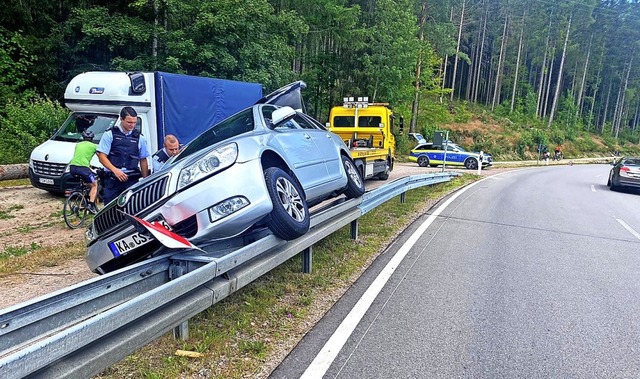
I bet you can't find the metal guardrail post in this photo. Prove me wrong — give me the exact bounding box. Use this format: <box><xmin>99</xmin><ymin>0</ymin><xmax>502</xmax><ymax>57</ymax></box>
<box><xmin>170</xmin><ymin>261</ymin><xmax>189</xmax><ymax>340</ymax></box>
<box><xmin>350</xmin><ymin>219</ymin><xmax>359</xmax><ymax>240</ymax></box>
<box><xmin>400</xmin><ymin>192</ymin><xmax>406</xmax><ymax>203</ymax></box>
<box><xmin>301</xmin><ymin>247</ymin><xmax>312</xmax><ymax>274</ymax></box>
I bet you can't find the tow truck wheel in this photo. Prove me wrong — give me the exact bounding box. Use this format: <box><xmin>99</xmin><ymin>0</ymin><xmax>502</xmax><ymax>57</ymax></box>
<box><xmin>264</xmin><ymin>167</ymin><xmax>310</xmax><ymax>240</ymax></box>
<box><xmin>342</xmin><ymin>156</ymin><xmax>365</xmax><ymax>199</ymax></box>
<box><xmin>417</xmin><ymin>156</ymin><xmax>430</xmax><ymax>167</ymax></box>
<box><xmin>464</xmin><ymin>157</ymin><xmax>478</xmax><ymax>170</ymax></box>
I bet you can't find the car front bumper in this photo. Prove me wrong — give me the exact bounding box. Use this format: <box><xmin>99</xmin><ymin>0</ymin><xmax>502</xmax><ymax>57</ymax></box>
<box><xmin>86</xmin><ymin>158</ymin><xmax>273</xmax><ymax>273</ymax></box>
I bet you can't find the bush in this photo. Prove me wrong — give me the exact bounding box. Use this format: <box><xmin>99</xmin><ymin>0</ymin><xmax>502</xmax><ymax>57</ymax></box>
<box><xmin>0</xmin><ymin>95</ymin><xmax>69</xmax><ymax>164</ymax></box>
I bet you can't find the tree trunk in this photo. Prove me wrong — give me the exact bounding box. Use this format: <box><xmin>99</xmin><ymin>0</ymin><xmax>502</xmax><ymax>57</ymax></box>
<box><xmin>615</xmin><ymin>54</ymin><xmax>634</xmax><ymax>138</ymax></box>
<box><xmin>543</xmin><ymin>51</ymin><xmax>556</xmax><ymax>119</ymax></box>
<box><xmin>536</xmin><ymin>14</ymin><xmax>553</xmax><ymax>118</ymax></box>
<box><xmin>450</xmin><ymin>0</ymin><xmax>466</xmax><ymax>102</ymax></box>
<box><xmin>548</xmin><ymin>12</ymin><xmax>572</xmax><ymax>127</ymax></box>
<box><xmin>410</xmin><ymin>2</ymin><xmax>427</xmax><ymax>134</ymax></box>
<box><xmin>492</xmin><ymin>14</ymin><xmax>509</xmax><ymax>111</ymax></box>
<box><xmin>601</xmin><ymin>78</ymin><xmax>612</xmax><ymax>133</ymax></box>
<box><xmin>473</xmin><ymin>1</ymin><xmax>488</xmax><ymax>104</ymax></box>
<box><xmin>510</xmin><ymin>12</ymin><xmax>525</xmax><ymax>113</ymax></box>
<box><xmin>576</xmin><ymin>34</ymin><xmax>592</xmax><ymax>119</ymax></box>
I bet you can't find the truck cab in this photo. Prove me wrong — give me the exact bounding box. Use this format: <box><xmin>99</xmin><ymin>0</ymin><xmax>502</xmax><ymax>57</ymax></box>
<box><xmin>328</xmin><ymin>98</ymin><xmax>397</xmax><ymax>180</ymax></box>
<box><xmin>29</xmin><ymin>72</ymin><xmax>156</xmax><ymax>194</ymax></box>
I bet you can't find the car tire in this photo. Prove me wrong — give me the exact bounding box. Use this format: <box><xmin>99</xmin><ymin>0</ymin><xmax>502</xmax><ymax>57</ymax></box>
<box><xmin>264</xmin><ymin>167</ymin><xmax>310</xmax><ymax>240</ymax></box>
<box><xmin>464</xmin><ymin>157</ymin><xmax>478</xmax><ymax>170</ymax></box>
<box><xmin>342</xmin><ymin>155</ymin><xmax>365</xmax><ymax>199</ymax></box>
<box><xmin>417</xmin><ymin>156</ymin><xmax>429</xmax><ymax>167</ymax></box>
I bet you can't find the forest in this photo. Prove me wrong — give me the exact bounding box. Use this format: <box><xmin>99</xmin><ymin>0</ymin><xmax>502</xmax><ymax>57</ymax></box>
<box><xmin>1</xmin><ymin>0</ymin><xmax>639</xmax><ymax>163</ymax></box>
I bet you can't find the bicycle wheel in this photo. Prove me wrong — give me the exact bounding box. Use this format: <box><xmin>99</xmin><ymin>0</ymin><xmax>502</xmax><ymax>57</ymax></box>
<box><xmin>63</xmin><ymin>191</ymin><xmax>88</xmax><ymax>229</ymax></box>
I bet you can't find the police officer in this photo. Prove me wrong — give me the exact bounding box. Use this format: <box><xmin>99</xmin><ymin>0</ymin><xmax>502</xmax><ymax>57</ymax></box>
<box><xmin>97</xmin><ymin>106</ymin><xmax>150</xmax><ymax>204</ymax></box>
<box><xmin>151</xmin><ymin>134</ymin><xmax>180</xmax><ymax>172</ymax></box>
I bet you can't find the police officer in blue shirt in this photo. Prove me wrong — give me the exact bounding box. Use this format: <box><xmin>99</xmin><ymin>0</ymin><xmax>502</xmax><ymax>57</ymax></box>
<box><xmin>97</xmin><ymin>106</ymin><xmax>150</xmax><ymax>204</ymax></box>
<box><xmin>151</xmin><ymin>134</ymin><xmax>180</xmax><ymax>172</ymax></box>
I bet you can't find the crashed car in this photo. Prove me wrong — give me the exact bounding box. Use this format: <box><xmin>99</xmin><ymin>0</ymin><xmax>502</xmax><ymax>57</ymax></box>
<box><xmin>85</xmin><ymin>83</ymin><xmax>365</xmax><ymax>274</ymax></box>
<box><xmin>409</xmin><ymin>142</ymin><xmax>492</xmax><ymax>169</ymax></box>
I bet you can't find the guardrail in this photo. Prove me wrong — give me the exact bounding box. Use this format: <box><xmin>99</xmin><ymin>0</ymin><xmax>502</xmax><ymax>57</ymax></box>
<box><xmin>0</xmin><ymin>172</ymin><xmax>459</xmax><ymax>378</ymax></box>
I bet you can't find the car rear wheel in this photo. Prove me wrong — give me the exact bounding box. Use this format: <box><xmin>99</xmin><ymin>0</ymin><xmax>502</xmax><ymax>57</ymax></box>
<box><xmin>417</xmin><ymin>156</ymin><xmax>429</xmax><ymax>167</ymax></box>
<box><xmin>342</xmin><ymin>155</ymin><xmax>365</xmax><ymax>199</ymax></box>
<box><xmin>464</xmin><ymin>157</ymin><xmax>478</xmax><ymax>170</ymax></box>
<box><xmin>264</xmin><ymin>167</ymin><xmax>310</xmax><ymax>240</ymax></box>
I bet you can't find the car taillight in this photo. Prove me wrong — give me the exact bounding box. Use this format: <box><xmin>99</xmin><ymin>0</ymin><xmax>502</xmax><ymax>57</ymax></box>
<box><xmin>620</xmin><ymin>166</ymin><xmax>631</xmax><ymax>172</ymax></box>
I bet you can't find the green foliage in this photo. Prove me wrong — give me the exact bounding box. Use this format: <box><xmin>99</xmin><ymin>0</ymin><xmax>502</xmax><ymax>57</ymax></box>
<box><xmin>0</xmin><ymin>95</ymin><xmax>69</xmax><ymax>164</ymax></box>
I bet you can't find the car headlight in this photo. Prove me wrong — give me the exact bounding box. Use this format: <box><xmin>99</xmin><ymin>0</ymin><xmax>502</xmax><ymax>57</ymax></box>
<box><xmin>177</xmin><ymin>143</ymin><xmax>238</xmax><ymax>190</ymax></box>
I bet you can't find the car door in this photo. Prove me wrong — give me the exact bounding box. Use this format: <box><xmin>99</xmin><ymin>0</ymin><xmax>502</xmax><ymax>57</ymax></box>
<box><xmin>265</xmin><ymin>109</ymin><xmax>329</xmax><ymax>194</ymax></box>
<box><xmin>295</xmin><ymin>113</ymin><xmax>342</xmax><ymax>181</ymax></box>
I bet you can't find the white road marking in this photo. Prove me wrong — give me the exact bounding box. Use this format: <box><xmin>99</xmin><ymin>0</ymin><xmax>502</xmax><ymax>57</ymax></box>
<box><xmin>300</xmin><ymin>177</ymin><xmax>488</xmax><ymax>379</ymax></box>
<box><xmin>616</xmin><ymin>218</ymin><xmax>640</xmax><ymax>241</ymax></box>
<box><xmin>591</xmin><ymin>185</ymin><xmax>596</xmax><ymax>192</ymax></box>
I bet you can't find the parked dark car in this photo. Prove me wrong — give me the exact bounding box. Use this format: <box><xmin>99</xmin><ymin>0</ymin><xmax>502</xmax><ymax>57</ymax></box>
<box><xmin>608</xmin><ymin>157</ymin><xmax>640</xmax><ymax>191</ymax></box>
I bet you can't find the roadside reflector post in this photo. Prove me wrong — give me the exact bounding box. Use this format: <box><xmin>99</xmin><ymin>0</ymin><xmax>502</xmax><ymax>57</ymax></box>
<box><xmin>478</xmin><ymin>151</ymin><xmax>483</xmax><ymax>175</ymax></box>
<box><xmin>350</xmin><ymin>219</ymin><xmax>359</xmax><ymax>240</ymax></box>
<box><xmin>302</xmin><ymin>246</ymin><xmax>313</xmax><ymax>274</ymax></box>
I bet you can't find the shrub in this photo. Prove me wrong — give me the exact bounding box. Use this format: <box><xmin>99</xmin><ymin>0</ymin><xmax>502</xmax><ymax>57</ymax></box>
<box><xmin>0</xmin><ymin>95</ymin><xmax>69</xmax><ymax>164</ymax></box>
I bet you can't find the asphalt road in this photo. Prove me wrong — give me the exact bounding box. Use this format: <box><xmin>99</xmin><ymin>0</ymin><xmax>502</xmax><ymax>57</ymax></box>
<box><xmin>270</xmin><ymin>164</ymin><xmax>640</xmax><ymax>378</ymax></box>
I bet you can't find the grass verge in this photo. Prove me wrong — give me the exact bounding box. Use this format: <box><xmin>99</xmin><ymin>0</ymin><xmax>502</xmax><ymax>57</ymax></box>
<box><xmin>96</xmin><ymin>174</ymin><xmax>480</xmax><ymax>379</ymax></box>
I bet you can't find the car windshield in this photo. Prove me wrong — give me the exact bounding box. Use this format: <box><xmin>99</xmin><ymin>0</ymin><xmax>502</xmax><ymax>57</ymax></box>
<box><xmin>175</xmin><ymin>108</ymin><xmax>255</xmax><ymax>162</ymax></box>
<box><xmin>53</xmin><ymin>113</ymin><xmax>121</xmax><ymax>143</ymax></box>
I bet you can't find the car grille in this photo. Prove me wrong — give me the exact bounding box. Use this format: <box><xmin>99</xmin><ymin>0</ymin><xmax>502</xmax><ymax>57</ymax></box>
<box><xmin>94</xmin><ymin>176</ymin><xmax>169</xmax><ymax>235</ymax></box>
<box><xmin>32</xmin><ymin>160</ymin><xmax>66</xmax><ymax>176</ymax></box>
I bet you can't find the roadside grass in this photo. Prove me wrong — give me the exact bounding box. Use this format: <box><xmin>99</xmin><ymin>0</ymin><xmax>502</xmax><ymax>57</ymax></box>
<box><xmin>0</xmin><ymin>205</ymin><xmax>24</xmax><ymax>220</ymax></box>
<box><xmin>0</xmin><ymin>179</ymin><xmax>30</xmax><ymax>188</ymax></box>
<box><xmin>97</xmin><ymin>174</ymin><xmax>480</xmax><ymax>379</ymax></box>
<box><xmin>0</xmin><ymin>240</ymin><xmax>85</xmax><ymax>274</ymax></box>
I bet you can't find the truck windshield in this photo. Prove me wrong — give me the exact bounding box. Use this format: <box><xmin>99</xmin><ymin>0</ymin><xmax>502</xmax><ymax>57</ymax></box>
<box><xmin>175</xmin><ymin>108</ymin><xmax>255</xmax><ymax>162</ymax></box>
<box><xmin>53</xmin><ymin>113</ymin><xmax>119</xmax><ymax>143</ymax></box>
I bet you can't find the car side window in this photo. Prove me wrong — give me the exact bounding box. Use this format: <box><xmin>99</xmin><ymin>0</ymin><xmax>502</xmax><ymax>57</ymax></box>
<box><xmin>293</xmin><ymin>114</ymin><xmax>320</xmax><ymax>130</ymax></box>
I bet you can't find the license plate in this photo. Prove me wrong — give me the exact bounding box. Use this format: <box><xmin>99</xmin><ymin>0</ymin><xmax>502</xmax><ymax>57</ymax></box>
<box><xmin>39</xmin><ymin>178</ymin><xmax>54</xmax><ymax>185</ymax></box>
<box><xmin>108</xmin><ymin>220</ymin><xmax>171</xmax><ymax>257</ymax></box>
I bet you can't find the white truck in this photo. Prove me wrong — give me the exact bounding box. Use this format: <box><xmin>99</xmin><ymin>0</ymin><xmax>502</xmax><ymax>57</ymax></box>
<box><xmin>28</xmin><ymin>71</ymin><xmax>263</xmax><ymax>194</ymax></box>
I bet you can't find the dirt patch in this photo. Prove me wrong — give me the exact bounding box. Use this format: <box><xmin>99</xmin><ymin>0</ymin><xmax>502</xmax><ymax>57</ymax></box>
<box><xmin>0</xmin><ymin>186</ymin><xmax>96</xmax><ymax>308</ymax></box>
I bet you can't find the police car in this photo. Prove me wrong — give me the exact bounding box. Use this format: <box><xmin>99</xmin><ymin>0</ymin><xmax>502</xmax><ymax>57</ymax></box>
<box><xmin>409</xmin><ymin>142</ymin><xmax>492</xmax><ymax>169</ymax></box>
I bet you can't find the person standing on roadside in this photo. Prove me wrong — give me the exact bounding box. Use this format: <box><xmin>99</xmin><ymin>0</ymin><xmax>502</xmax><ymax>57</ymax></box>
<box><xmin>69</xmin><ymin>130</ymin><xmax>99</xmax><ymax>213</ymax></box>
<box><xmin>151</xmin><ymin>134</ymin><xmax>180</xmax><ymax>172</ymax></box>
<box><xmin>97</xmin><ymin>106</ymin><xmax>150</xmax><ymax>204</ymax></box>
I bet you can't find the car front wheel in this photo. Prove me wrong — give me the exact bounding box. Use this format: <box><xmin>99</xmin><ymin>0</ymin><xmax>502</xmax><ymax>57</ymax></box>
<box><xmin>417</xmin><ymin>156</ymin><xmax>430</xmax><ymax>167</ymax></box>
<box><xmin>342</xmin><ymin>155</ymin><xmax>365</xmax><ymax>199</ymax></box>
<box><xmin>464</xmin><ymin>157</ymin><xmax>478</xmax><ymax>170</ymax></box>
<box><xmin>264</xmin><ymin>167</ymin><xmax>310</xmax><ymax>240</ymax></box>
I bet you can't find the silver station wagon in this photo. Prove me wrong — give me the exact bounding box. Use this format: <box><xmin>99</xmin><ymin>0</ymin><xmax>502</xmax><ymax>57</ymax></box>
<box><xmin>85</xmin><ymin>82</ymin><xmax>365</xmax><ymax>274</ymax></box>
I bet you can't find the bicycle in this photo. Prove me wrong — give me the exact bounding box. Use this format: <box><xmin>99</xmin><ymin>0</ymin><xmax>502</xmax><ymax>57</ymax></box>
<box><xmin>63</xmin><ymin>169</ymin><xmax>103</xmax><ymax>229</ymax></box>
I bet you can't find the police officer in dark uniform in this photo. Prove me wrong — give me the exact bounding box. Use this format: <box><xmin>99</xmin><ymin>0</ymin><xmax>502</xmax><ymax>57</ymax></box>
<box><xmin>97</xmin><ymin>106</ymin><xmax>150</xmax><ymax>204</ymax></box>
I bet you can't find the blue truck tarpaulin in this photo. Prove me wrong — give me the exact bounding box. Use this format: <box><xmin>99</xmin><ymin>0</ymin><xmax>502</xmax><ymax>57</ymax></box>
<box><xmin>154</xmin><ymin>72</ymin><xmax>263</xmax><ymax>149</ymax></box>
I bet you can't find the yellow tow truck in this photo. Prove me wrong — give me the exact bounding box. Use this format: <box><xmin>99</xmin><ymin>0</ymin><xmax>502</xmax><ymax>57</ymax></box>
<box><xmin>327</xmin><ymin>97</ymin><xmax>400</xmax><ymax>180</ymax></box>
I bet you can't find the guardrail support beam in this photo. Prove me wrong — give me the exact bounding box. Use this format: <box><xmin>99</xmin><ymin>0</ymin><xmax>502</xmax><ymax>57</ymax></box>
<box><xmin>170</xmin><ymin>262</ymin><xmax>190</xmax><ymax>340</ymax></box>
<box><xmin>301</xmin><ymin>247</ymin><xmax>312</xmax><ymax>274</ymax></box>
<box><xmin>350</xmin><ymin>219</ymin><xmax>359</xmax><ymax>240</ymax></box>
<box><xmin>400</xmin><ymin>192</ymin><xmax>406</xmax><ymax>204</ymax></box>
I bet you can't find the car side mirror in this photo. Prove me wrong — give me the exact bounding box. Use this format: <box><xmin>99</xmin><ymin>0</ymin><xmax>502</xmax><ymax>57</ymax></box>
<box><xmin>271</xmin><ymin>106</ymin><xmax>296</xmax><ymax>128</ymax></box>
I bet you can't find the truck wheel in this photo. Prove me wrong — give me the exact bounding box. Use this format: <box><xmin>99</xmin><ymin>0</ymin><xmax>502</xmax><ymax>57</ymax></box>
<box><xmin>264</xmin><ymin>167</ymin><xmax>310</xmax><ymax>240</ymax></box>
<box><xmin>342</xmin><ymin>155</ymin><xmax>365</xmax><ymax>199</ymax></box>
<box><xmin>464</xmin><ymin>157</ymin><xmax>478</xmax><ymax>170</ymax></box>
<box><xmin>377</xmin><ymin>157</ymin><xmax>391</xmax><ymax>180</ymax></box>
<box><xmin>417</xmin><ymin>156</ymin><xmax>430</xmax><ymax>167</ymax></box>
